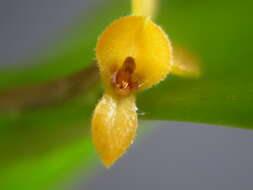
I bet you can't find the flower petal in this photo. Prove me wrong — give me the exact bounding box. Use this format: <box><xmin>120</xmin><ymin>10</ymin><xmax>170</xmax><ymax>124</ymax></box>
<box><xmin>92</xmin><ymin>92</ymin><xmax>137</xmax><ymax>167</ymax></box>
<box><xmin>131</xmin><ymin>0</ymin><xmax>157</xmax><ymax>18</ymax></box>
<box><xmin>96</xmin><ymin>16</ymin><xmax>173</xmax><ymax>90</ymax></box>
<box><xmin>172</xmin><ymin>47</ymin><xmax>201</xmax><ymax>78</ymax></box>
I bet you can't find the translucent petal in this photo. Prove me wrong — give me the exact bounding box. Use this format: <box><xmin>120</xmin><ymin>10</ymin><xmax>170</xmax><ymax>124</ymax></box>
<box><xmin>172</xmin><ymin>47</ymin><xmax>201</xmax><ymax>78</ymax></box>
<box><xmin>92</xmin><ymin>92</ymin><xmax>137</xmax><ymax>167</ymax></box>
<box><xmin>131</xmin><ymin>0</ymin><xmax>158</xmax><ymax>18</ymax></box>
<box><xmin>96</xmin><ymin>16</ymin><xmax>173</xmax><ymax>90</ymax></box>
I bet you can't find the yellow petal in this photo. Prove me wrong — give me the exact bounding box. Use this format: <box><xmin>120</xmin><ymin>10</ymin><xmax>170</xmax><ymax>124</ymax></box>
<box><xmin>92</xmin><ymin>92</ymin><xmax>137</xmax><ymax>167</ymax></box>
<box><xmin>171</xmin><ymin>47</ymin><xmax>201</xmax><ymax>78</ymax></box>
<box><xmin>131</xmin><ymin>0</ymin><xmax>158</xmax><ymax>18</ymax></box>
<box><xmin>96</xmin><ymin>16</ymin><xmax>173</xmax><ymax>90</ymax></box>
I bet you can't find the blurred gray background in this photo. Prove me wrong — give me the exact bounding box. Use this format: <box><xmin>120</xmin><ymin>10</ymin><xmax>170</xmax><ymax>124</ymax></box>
<box><xmin>0</xmin><ymin>0</ymin><xmax>101</xmax><ymax>66</ymax></box>
<box><xmin>1</xmin><ymin>0</ymin><xmax>253</xmax><ymax>190</ymax></box>
<box><xmin>66</xmin><ymin>122</ymin><xmax>253</xmax><ymax>190</ymax></box>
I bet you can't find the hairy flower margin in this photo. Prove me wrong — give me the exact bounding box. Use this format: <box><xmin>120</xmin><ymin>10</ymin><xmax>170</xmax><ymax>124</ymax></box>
<box><xmin>92</xmin><ymin>0</ymin><xmax>200</xmax><ymax>167</ymax></box>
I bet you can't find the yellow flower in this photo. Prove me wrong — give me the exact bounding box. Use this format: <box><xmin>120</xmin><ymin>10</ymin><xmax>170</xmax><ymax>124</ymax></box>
<box><xmin>92</xmin><ymin>0</ymin><xmax>199</xmax><ymax>167</ymax></box>
<box><xmin>96</xmin><ymin>16</ymin><xmax>173</xmax><ymax>92</ymax></box>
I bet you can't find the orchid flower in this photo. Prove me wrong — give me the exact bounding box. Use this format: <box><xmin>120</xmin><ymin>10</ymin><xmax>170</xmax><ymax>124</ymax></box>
<box><xmin>92</xmin><ymin>0</ymin><xmax>199</xmax><ymax>167</ymax></box>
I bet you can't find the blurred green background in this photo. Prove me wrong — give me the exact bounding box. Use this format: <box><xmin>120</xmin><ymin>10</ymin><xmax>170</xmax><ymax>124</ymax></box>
<box><xmin>0</xmin><ymin>0</ymin><xmax>252</xmax><ymax>189</ymax></box>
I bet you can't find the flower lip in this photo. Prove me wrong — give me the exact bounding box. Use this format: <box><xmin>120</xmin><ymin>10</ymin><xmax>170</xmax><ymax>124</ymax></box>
<box><xmin>111</xmin><ymin>56</ymin><xmax>140</xmax><ymax>96</ymax></box>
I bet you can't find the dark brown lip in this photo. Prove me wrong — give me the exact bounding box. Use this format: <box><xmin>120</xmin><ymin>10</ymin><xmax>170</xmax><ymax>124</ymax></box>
<box><xmin>111</xmin><ymin>56</ymin><xmax>140</xmax><ymax>96</ymax></box>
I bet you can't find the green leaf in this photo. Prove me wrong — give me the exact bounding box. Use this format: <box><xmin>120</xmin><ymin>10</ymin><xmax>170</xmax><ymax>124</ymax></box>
<box><xmin>0</xmin><ymin>139</ymin><xmax>96</xmax><ymax>190</ymax></box>
<box><xmin>138</xmin><ymin>0</ymin><xmax>253</xmax><ymax>129</ymax></box>
<box><xmin>0</xmin><ymin>88</ymin><xmax>99</xmax><ymax>189</ymax></box>
<box><xmin>1</xmin><ymin>0</ymin><xmax>252</xmax><ymax>129</ymax></box>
